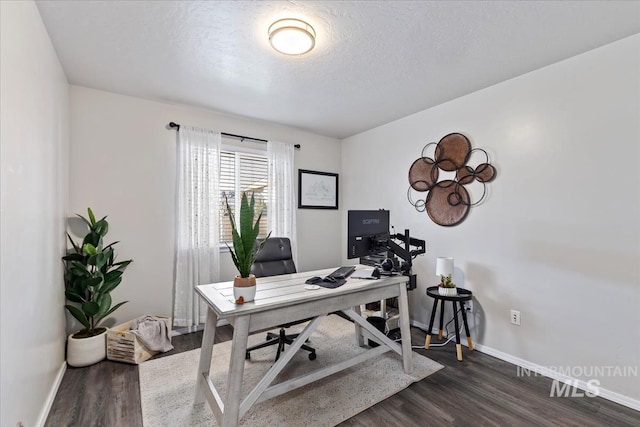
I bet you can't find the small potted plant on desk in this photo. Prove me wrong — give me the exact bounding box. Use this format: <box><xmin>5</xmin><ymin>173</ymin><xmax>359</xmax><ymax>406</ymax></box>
<box><xmin>438</xmin><ymin>274</ymin><xmax>457</xmax><ymax>297</ymax></box>
<box><xmin>63</xmin><ymin>208</ymin><xmax>132</xmax><ymax>367</ymax></box>
<box><xmin>225</xmin><ymin>192</ymin><xmax>270</xmax><ymax>304</ymax></box>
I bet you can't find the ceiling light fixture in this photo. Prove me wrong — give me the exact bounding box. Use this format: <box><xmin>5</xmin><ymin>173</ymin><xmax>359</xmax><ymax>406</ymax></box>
<box><xmin>268</xmin><ymin>18</ymin><xmax>316</xmax><ymax>56</ymax></box>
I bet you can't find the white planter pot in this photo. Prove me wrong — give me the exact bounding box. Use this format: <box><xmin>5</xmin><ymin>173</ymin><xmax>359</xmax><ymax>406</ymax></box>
<box><xmin>438</xmin><ymin>287</ymin><xmax>458</xmax><ymax>297</ymax></box>
<box><xmin>233</xmin><ymin>285</ymin><xmax>256</xmax><ymax>302</ymax></box>
<box><xmin>67</xmin><ymin>329</ymin><xmax>107</xmax><ymax>367</ymax></box>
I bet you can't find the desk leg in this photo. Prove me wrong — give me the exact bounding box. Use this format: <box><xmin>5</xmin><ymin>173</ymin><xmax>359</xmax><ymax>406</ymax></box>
<box><xmin>453</xmin><ymin>301</ymin><xmax>462</xmax><ymax>361</ymax></box>
<box><xmin>222</xmin><ymin>314</ymin><xmax>250</xmax><ymax>427</ymax></box>
<box><xmin>460</xmin><ymin>301</ymin><xmax>474</xmax><ymax>351</ymax></box>
<box><xmin>353</xmin><ymin>305</ymin><xmax>365</xmax><ymax>347</ymax></box>
<box><xmin>398</xmin><ymin>283</ymin><xmax>413</xmax><ymax>374</ymax></box>
<box><xmin>195</xmin><ymin>307</ymin><xmax>218</xmax><ymax>404</ymax></box>
<box><xmin>425</xmin><ymin>298</ymin><xmax>438</xmax><ymax>349</ymax></box>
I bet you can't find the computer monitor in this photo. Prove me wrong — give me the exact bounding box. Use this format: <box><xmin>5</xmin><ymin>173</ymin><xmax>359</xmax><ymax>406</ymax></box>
<box><xmin>347</xmin><ymin>209</ymin><xmax>390</xmax><ymax>259</ymax></box>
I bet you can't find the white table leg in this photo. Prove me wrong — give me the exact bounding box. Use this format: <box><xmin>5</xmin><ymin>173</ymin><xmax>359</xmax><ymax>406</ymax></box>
<box><xmin>398</xmin><ymin>283</ymin><xmax>413</xmax><ymax>374</ymax></box>
<box><xmin>221</xmin><ymin>314</ymin><xmax>250</xmax><ymax>427</ymax></box>
<box><xmin>353</xmin><ymin>305</ymin><xmax>365</xmax><ymax>347</ymax></box>
<box><xmin>195</xmin><ymin>306</ymin><xmax>218</xmax><ymax>404</ymax></box>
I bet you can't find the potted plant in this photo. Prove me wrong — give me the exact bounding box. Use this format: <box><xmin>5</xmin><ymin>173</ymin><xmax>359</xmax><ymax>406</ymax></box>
<box><xmin>225</xmin><ymin>192</ymin><xmax>270</xmax><ymax>303</ymax></box>
<box><xmin>63</xmin><ymin>208</ymin><xmax>132</xmax><ymax>367</ymax></box>
<box><xmin>438</xmin><ymin>274</ymin><xmax>457</xmax><ymax>297</ymax></box>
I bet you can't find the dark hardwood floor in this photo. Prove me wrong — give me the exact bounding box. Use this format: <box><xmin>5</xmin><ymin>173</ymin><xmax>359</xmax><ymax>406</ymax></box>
<box><xmin>46</xmin><ymin>326</ymin><xmax>639</xmax><ymax>426</ymax></box>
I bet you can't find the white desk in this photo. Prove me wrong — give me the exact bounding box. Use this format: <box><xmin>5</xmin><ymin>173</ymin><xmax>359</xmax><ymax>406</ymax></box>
<box><xmin>194</xmin><ymin>266</ymin><xmax>413</xmax><ymax>427</ymax></box>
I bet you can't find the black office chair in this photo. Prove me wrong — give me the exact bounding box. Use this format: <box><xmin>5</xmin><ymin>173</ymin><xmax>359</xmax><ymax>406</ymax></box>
<box><xmin>245</xmin><ymin>237</ymin><xmax>317</xmax><ymax>361</ymax></box>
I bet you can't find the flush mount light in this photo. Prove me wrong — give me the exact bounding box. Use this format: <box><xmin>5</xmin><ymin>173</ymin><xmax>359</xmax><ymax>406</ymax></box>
<box><xmin>268</xmin><ymin>18</ymin><xmax>316</xmax><ymax>55</ymax></box>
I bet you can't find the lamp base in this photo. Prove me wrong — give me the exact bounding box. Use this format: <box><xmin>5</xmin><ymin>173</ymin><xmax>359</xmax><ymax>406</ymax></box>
<box><xmin>438</xmin><ymin>287</ymin><xmax>457</xmax><ymax>297</ymax></box>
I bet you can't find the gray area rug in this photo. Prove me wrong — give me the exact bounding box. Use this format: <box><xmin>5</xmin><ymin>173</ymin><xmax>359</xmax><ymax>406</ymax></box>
<box><xmin>139</xmin><ymin>315</ymin><xmax>443</xmax><ymax>426</ymax></box>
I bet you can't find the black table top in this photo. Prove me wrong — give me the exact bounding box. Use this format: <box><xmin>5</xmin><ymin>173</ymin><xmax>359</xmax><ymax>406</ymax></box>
<box><xmin>426</xmin><ymin>286</ymin><xmax>473</xmax><ymax>301</ymax></box>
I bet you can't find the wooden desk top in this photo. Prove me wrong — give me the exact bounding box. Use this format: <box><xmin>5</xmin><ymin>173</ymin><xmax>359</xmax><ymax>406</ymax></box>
<box><xmin>195</xmin><ymin>266</ymin><xmax>408</xmax><ymax>320</ymax></box>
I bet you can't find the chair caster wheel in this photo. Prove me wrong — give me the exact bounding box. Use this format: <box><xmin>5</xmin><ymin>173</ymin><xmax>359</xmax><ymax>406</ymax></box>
<box><xmin>245</xmin><ymin>352</ymin><xmax>251</xmax><ymax>360</ymax></box>
<box><xmin>309</xmin><ymin>352</ymin><xmax>317</xmax><ymax>360</ymax></box>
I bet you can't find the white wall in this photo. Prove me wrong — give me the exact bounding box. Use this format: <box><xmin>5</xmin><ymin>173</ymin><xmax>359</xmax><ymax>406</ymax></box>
<box><xmin>342</xmin><ymin>35</ymin><xmax>640</xmax><ymax>403</ymax></box>
<box><xmin>69</xmin><ymin>86</ymin><xmax>342</xmax><ymax>328</ymax></box>
<box><xmin>0</xmin><ymin>1</ymin><xmax>69</xmax><ymax>426</ymax></box>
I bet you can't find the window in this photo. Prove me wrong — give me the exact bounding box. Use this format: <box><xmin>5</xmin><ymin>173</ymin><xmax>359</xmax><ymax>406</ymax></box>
<box><xmin>219</xmin><ymin>149</ymin><xmax>269</xmax><ymax>245</ymax></box>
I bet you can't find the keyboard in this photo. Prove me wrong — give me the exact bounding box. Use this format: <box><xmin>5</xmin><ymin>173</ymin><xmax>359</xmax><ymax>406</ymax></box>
<box><xmin>329</xmin><ymin>265</ymin><xmax>356</xmax><ymax>280</ymax></box>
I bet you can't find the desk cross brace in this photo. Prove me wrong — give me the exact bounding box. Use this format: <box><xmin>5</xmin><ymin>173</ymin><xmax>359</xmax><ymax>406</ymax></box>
<box><xmin>198</xmin><ymin>309</ymin><xmax>407</xmax><ymax>425</ymax></box>
<box><xmin>239</xmin><ymin>315</ymin><xmax>326</xmax><ymax>416</ymax></box>
<box><xmin>241</xmin><ymin>308</ymin><xmax>404</xmax><ymax>416</ymax></box>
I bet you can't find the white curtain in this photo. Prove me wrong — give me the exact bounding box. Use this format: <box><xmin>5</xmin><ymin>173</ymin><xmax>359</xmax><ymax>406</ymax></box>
<box><xmin>267</xmin><ymin>140</ymin><xmax>297</xmax><ymax>264</ymax></box>
<box><xmin>173</xmin><ymin>126</ymin><xmax>221</xmax><ymax>328</ymax></box>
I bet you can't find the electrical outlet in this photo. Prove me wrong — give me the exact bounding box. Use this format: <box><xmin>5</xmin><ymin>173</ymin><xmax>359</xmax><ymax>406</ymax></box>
<box><xmin>511</xmin><ymin>309</ymin><xmax>521</xmax><ymax>326</ymax></box>
<box><xmin>463</xmin><ymin>300</ymin><xmax>473</xmax><ymax>312</ymax></box>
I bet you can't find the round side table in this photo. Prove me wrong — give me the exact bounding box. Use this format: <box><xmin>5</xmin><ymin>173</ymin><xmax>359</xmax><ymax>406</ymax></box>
<box><xmin>425</xmin><ymin>286</ymin><xmax>474</xmax><ymax>361</ymax></box>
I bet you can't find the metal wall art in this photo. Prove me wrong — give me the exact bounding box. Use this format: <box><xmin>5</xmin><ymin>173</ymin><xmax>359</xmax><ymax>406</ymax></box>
<box><xmin>407</xmin><ymin>133</ymin><xmax>496</xmax><ymax>226</ymax></box>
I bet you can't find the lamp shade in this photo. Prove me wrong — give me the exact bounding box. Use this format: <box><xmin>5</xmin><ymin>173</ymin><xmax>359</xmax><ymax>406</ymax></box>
<box><xmin>436</xmin><ymin>257</ymin><xmax>454</xmax><ymax>277</ymax></box>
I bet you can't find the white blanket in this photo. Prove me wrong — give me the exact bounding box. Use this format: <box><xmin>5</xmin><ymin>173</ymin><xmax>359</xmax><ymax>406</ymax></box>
<box><xmin>130</xmin><ymin>316</ymin><xmax>174</xmax><ymax>352</ymax></box>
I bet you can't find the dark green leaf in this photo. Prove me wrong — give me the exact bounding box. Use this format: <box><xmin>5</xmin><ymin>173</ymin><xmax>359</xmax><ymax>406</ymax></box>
<box><xmin>83</xmin><ymin>232</ymin><xmax>101</xmax><ymax>249</ymax></box>
<box><xmin>103</xmin><ymin>241</ymin><xmax>119</xmax><ymax>251</ymax></box>
<box><xmin>62</xmin><ymin>253</ymin><xmax>85</xmax><ymax>262</ymax></box>
<box><xmin>82</xmin><ymin>301</ymin><xmax>100</xmax><ymax>316</ymax></box>
<box><xmin>98</xmin><ymin>301</ymin><xmax>128</xmax><ymax>322</ymax></box>
<box><xmin>82</xmin><ymin>276</ymin><xmax>102</xmax><ymax>289</ymax></box>
<box><xmin>65</xmin><ymin>305</ymin><xmax>90</xmax><ymax>330</ymax></box>
<box><xmin>87</xmin><ymin>254</ymin><xmax>98</xmax><ymax>266</ymax></box>
<box><xmin>70</xmin><ymin>261</ymin><xmax>90</xmax><ymax>275</ymax></box>
<box><xmin>95</xmin><ymin>293</ymin><xmax>112</xmax><ymax>320</ymax></box>
<box><xmin>67</xmin><ymin>233</ymin><xmax>81</xmax><ymax>253</ymax></box>
<box><xmin>99</xmin><ymin>277</ymin><xmax>122</xmax><ymax>295</ymax></box>
<box><xmin>95</xmin><ymin>252</ymin><xmax>107</xmax><ymax>270</ymax></box>
<box><xmin>65</xmin><ymin>289</ymin><xmax>85</xmax><ymax>303</ymax></box>
<box><xmin>95</xmin><ymin>219</ymin><xmax>109</xmax><ymax>237</ymax></box>
<box><xmin>112</xmin><ymin>259</ymin><xmax>132</xmax><ymax>271</ymax></box>
<box><xmin>104</xmin><ymin>270</ymin><xmax>123</xmax><ymax>282</ymax></box>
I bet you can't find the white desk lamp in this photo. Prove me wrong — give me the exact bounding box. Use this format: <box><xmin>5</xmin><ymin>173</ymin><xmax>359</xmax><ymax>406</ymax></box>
<box><xmin>436</xmin><ymin>257</ymin><xmax>453</xmax><ymax>278</ymax></box>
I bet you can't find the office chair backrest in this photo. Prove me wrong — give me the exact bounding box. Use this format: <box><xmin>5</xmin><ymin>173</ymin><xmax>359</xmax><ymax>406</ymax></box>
<box><xmin>251</xmin><ymin>237</ymin><xmax>296</xmax><ymax>278</ymax></box>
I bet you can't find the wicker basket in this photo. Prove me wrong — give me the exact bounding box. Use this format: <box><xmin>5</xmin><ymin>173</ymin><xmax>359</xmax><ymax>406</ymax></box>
<box><xmin>106</xmin><ymin>316</ymin><xmax>171</xmax><ymax>364</ymax></box>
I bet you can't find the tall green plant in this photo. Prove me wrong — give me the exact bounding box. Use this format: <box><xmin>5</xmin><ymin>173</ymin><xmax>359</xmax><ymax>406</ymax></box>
<box><xmin>225</xmin><ymin>192</ymin><xmax>270</xmax><ymax>278</ymax></box>
<box><xmin>63</xmin><ymin>208</ymin><xmax>132</xmax><ymax>338</ymax></box>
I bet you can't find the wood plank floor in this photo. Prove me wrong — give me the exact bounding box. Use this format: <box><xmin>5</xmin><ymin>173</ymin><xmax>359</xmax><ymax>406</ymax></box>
<box><xmin>46</xmin><ymin>325</ymin><xmax>639</xmax><ymax>426</ymax></box>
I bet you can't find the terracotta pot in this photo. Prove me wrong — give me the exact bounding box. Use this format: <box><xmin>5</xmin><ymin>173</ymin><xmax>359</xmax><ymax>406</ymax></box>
<box><xmin>233</xmin><ymin>274</ymin><xmax>256</xmax><ymax>287</ymax></box>
<box><xmin>67</xmin><ymin>328</ymin><xmax>107</xmax><ymax>367</ymax></box>
<box><xmin>233</xmin><ymin>274</ymin><xmax>257</xmax><ymax>302</ymax></box>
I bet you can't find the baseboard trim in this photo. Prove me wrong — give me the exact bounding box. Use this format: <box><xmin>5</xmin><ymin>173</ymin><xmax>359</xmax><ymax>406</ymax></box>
<box><xmin>409</xmin><ymin>318</ymin><xmax>640</xmax><ymax>411</ymax></box>
<box><xmin>171</xmin><ymin>319</ymin><xmax>229</xmax><ymax>337</ymax></box>
<box><xmin>36</xmin><ymin>360</ymin><xmax>66</xmax><ymax>427</ymax></box>
<box><xmin>473</xmin><ymin>343</ymin><xmax>640</xmax><ymax>412</ymax></box>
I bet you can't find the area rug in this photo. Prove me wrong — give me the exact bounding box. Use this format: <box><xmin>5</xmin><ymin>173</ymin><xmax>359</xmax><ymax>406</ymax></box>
<box><xmin>139</xmin><ymin>315</ymin><xmax>443</xmax><ymax>426</ymax></box>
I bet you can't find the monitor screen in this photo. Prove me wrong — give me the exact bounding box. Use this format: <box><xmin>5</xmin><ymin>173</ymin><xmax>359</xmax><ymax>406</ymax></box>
<box><xmin>347</xmin><ymin>209</ymin><xmax>390</xmax><ymax>259</ymax></box>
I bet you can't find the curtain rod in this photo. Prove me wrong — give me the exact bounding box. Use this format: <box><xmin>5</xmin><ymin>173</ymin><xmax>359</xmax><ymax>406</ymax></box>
<box><xmin>168</xmin><ymin>122</ymin><xmax>301</xmax><ymax>149</ymax></box>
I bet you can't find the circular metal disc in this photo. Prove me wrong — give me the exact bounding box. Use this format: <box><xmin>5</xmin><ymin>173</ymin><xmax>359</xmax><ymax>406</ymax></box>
<box><xmin>408</xmin><ymin>157</ymin><xmax>439</xmax><ymax>191</ymax></box>
<box><xmin>426</xmin><ymin>180</ymin><xmax>470</xmax><ymax>226</ymax></box>
<box><xmin>435</xmin><ymin>133</ymin><xmax>471</xmax><ymax>172</ymax></box>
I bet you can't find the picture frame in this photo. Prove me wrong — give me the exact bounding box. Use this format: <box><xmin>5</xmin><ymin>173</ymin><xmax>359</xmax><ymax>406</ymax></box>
<box><xmin>298</xmin><ymin>169</ymin><xmax>339</xmax><ymax>209</ymax></box>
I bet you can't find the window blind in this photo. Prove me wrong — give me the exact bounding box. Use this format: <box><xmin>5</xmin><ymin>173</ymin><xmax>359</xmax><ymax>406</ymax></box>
<box><xmin>219</xmin><ymin>150</ymin><xmax>269</xmax><ymax>244</ymax></box>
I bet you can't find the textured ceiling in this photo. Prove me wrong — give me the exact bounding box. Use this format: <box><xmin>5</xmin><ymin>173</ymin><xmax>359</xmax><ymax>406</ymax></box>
<box><xmin>36</xmin><ymin>1</ymin><xmax>640</xmax><ymax>139</ymax></box>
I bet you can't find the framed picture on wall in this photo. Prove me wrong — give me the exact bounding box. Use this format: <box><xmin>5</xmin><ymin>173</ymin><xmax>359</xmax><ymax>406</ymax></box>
<box><xmin>298</xmin><ymin>169</ymin><xmax>339</xmax><ymax>209</ymax></box>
